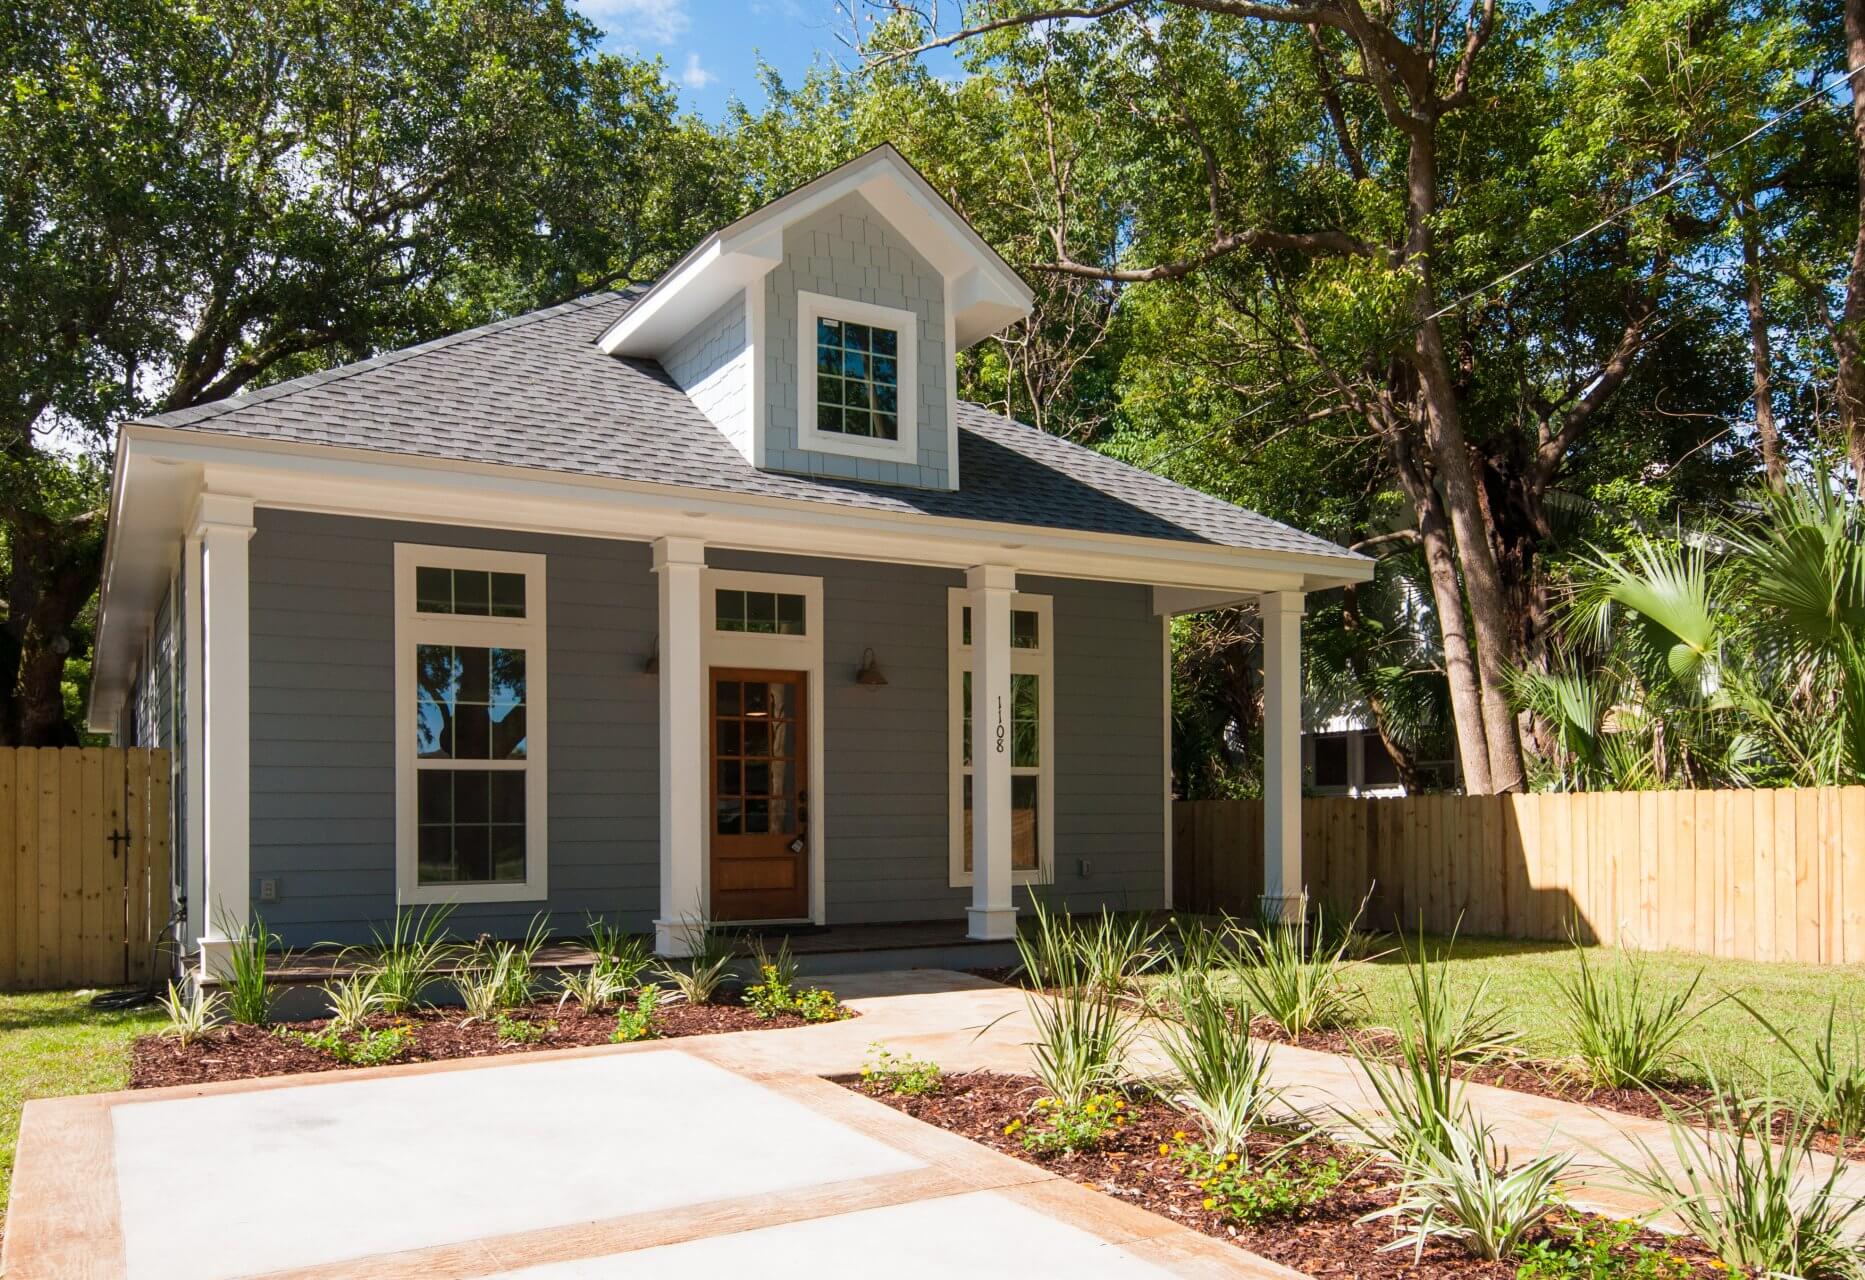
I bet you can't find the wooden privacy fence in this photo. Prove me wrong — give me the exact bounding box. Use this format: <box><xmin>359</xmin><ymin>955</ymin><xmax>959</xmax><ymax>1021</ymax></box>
<box><xmin>1</xmin><ymin>748</ymin><xmax>172</xmax><ymax>991</ymax></box>
<box><xmin>1174</xmin><ymin>788</ymin><xmax>1865</xmax><ymax>966</ymax></box>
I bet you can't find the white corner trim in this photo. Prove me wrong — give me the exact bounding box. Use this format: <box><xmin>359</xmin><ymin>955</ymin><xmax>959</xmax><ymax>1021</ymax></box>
<box><xmin>947</xmin><ymin>585</ymin><xmax>1054</xmax><ymax>889</ymax></box>
<box><xmin>393</xmin><ymin>543</ymin><xmax>550</xmax><ymax>906</ymax></box>
<box><xmin>1161</xmin><ymin>614</ymin><xmax>1173</xmax><ymax>911</ymax></box>
<box><xmin>795</xmin><ymin>290</ymin><xmax>919</xmax><ymax>465</ymax></box>
<box><xmin>182</xmin><ymin>535</ymin><xmax>205</xmax><ymax>950</ymax></box>
<box><xmin>701</xmin><ymin>567</ymin><xmax>827</xmax><ymax>926</ymax></box>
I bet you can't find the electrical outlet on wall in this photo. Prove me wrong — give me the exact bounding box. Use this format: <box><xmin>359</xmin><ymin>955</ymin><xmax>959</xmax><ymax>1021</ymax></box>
<box><xmin>1076</xmin><ymin>858</ymin><xmax>1092</xmax><ymax>879</ymax></box>
<box><xmin>259</xmin><ymin>878</ymin><xmax>279</xmax><ymax>903</ymax></box>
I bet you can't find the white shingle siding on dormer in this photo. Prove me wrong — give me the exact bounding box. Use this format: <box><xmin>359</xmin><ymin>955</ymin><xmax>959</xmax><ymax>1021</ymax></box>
<box><xmin>762</xmin><ymin>193</ymin><xmax>954</xmax><ymax>490</ymax></box>
<box><xmin>661</xmin><ymin>289</ymin><xmax>752</xmax><ymax>461</ymax></box>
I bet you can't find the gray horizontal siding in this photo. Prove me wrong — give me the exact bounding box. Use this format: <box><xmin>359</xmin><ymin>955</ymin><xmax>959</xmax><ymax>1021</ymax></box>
<box><xmin>248</xmin><ymin>509</ymin><xmax>658</xmax><ymax>947</ymax></box>
<box><xmin>243</xmin><ymin>513</ymin><xmax>1165</xmax><ymax>948</ymax></box>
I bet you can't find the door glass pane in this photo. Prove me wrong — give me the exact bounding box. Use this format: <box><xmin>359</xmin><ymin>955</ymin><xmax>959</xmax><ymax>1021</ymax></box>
<box><xmin>717</xmin><ymin>719</ymin><xmax>741</xmax><ymax>755</ymax></box>
<box><xmin>770</xmin><ymin>721</ymin><xmax>796</xmax><ymax>759</ymax></box>
<box><xmin>769</xmin><ymin>681</ymin><xmax>796</xmax><ymax>719</ymax></box>
<box><xmin>1011</xmin><ymin>774</ymin><xmax>1040</xmax><ymax>871</ymax></box>
<box><xmin>716</xmin><ymin>797</ymin><xmax>742</xmax><ymax>835</ymax></box>
<box><xmin>744</xmin><ymin>720</ymin><xmax>771</xmax><ymax>757</ymax></box>
<box><xmin>745</xmin><ymin>798</ymin><xmax>769</xmax><ymax>833</ymax></box>
<box><xmin>717</xmin><ymin>760</ymin><xmax>741</xmax><ymax>795</ymax></box>
<box><xmin>716</xmin><ymin>681</ymin><xmax>741</xmax><ymax>715</ymax></box>
<box><xmin>745</xmin><ymin>761</ymin><xmax>771</xmax><ymax>796</ymax></box>
<box><xmin>744</xmin><ymin>682</ymin><xmax>769</xmax><ymax>716</ymax></box>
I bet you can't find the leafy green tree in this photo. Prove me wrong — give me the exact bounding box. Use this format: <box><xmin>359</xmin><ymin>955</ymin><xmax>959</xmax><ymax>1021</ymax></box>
<box><xmin>1</xmin><ymin>0</ymin><xmax>729</xmax><ymax>741</ymax></box>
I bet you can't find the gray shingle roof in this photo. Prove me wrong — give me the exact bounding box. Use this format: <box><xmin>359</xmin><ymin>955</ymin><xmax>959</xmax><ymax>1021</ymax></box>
<box><xmin>141</xmin><ymin>291</ymin><xmax>1359</xmax><ymax>562</ymax></box>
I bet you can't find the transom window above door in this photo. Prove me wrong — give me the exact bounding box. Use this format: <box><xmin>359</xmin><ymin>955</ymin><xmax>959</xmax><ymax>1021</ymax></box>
<box><xmin>716</xmin><ymin>589</ymin><xmax>807</xmax><ymax>636</ymax></box>
<box><xmin>395</xmin><ymin>545</ymin><xmax>548</xmax><ymax>905</ymax></box>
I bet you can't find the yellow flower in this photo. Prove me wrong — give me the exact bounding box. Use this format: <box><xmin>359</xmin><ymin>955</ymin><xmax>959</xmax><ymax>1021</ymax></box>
<box><xmin>1174</xmin><ymin>1130</ymin><xmax>1188</xmax><ymax>1142</ymax></box>
<box><xmin>1158</xmin><ymin>1144</ymin><xmax>1171</xmax><ymax>1156</ymax></box>
<box><xmin>1203</xmin><ymin>1197</ymin><xmax>1217</xmax><ymax>1210</ymax></box>
<box><xmin>1114</xmin><ymin>1100</ymin><xmax>1126</xmax><ymax>1111</ymax></box>
<box><xmin>1085</xmin><ymin>1103</ymin><xmax>1097</xmax><ymax>1114</ymax></box>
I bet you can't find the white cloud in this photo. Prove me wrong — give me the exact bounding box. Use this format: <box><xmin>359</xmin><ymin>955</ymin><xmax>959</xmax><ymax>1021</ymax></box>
<box><xmin>574</xmin><ymin>0</ymin><xmax>689</xmax><ymax>44</ymax></box>
<box><xmin>679</xmin><ymin>51</ymin><xmax>718</xmax><ymax>90</ymax></box>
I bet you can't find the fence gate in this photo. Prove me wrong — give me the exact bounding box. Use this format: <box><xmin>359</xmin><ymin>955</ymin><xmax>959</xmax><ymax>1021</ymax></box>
<box><xmin>1</xmin><ymin>747</ymin><xmax>172</xmax><ymax>992</ymax></box>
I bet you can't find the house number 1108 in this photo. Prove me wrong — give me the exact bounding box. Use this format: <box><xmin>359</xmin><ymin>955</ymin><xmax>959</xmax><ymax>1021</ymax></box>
<box><xmin>995</xmin><ymin>695</ymin><xmax>1006</xmax><ymax>754</ymax></box>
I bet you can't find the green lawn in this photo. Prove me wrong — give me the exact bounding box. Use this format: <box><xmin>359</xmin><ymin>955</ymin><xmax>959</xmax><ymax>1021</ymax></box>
<box><xmin>1</xmin><ymin>991</ymin><xmax>163</xmax><ymax>1227</ymax></box>
<box><xmin>1249</xmin><ymin>935</ymin><xmax>1865</xmax><ymax>1101</ymax></box>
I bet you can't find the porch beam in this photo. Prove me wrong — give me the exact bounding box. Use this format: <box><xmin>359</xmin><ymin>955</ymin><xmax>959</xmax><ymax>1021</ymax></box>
<box><xmin>967</xmin><ymin>563</ymin><xmax>1017</xmax><ymax>940</ymax></box>
<box><xmin>1260</xmin><ymin>590</ymin><xmax>1305</xmax><ymax>923</ymax></box>
<box><xmin>653</xmin><ymin>536</ymin><xmax>708</xmax><ymax>957</ymax></box>
<box><xmin>194</xmin><ymin>493</ymin><xmax>255</xmax><ymax>980</ymax></box>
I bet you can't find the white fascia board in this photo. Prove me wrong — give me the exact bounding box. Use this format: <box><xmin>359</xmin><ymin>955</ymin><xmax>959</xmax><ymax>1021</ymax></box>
<box><xmin>598</xmin><ymin>236</ymin><xmax>781</xmax><ymax>357</ymax></box>
<box><xmin>599</xmin><ymin>146</ymin><xmax>1033</xmax><ymax>359</ymax></box>
<box><xmin>90</xmin><ymin>425</ymin><xmax>1371</xmax><ymax>717</ymax></box>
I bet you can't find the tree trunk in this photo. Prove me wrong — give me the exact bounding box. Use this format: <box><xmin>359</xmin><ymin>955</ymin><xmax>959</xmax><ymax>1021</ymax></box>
<box><xmin>1</xmin><ymin>512</ymin><xmax>107</xmax><ymax>746</ymax></box>
<box><xmin>1840</xmin><ymin>0</ymin><xmax>1865</xmax><ymax>479</ymax></box>
<box><xmin>1385</xmin><ymin>431</ymin><xmax>1494</xmax><ymax>794</ymax></box>
<box><xmin>1739</xmin><ymin>188</ymin><xmax>1786</xmax><ymax>491</ymax></box>
<box><xmin>1402</xmin><ymin>134</ymin><xmax>1527</xmax><ymax>792</ymax></box>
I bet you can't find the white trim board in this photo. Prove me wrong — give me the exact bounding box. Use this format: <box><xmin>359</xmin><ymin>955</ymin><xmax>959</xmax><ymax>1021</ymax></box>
<box><xmin>702</xmin><ymin>568</ymin><xmax>827</xmax><ymax>926</ymax></box>
<box><xmin>392</xmin><ymin>543</ymin><xmax>550</xmax><ymax>906</ymax></box>
<box><xmin>946</xmin><ymin>587</ymin><xmax>1054</xmax><ymax>889</ymax></box>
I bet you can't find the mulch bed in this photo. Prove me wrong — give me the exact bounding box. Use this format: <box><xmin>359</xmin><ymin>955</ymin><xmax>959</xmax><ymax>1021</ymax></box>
<box><xmin>849</xmin><ymin>1071</ymin><xmax>1734</xmax><ymax>1278</ymax></box>
<box><xmin>1250</xmin><ymin>1020</ymin><xmax>1865</xmax><ymax>1160</ymax></box>
<box><xmin>131</xmin><ymin>996</ymin><xmax>856</xmax><ymax>1089</ymax></box>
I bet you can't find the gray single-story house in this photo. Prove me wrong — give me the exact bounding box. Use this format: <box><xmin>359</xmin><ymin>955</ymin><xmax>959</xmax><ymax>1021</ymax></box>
<box><xmin>87</xmin><ymin>146</ymin><xmax>1370</xmax><ymax>973</ymax></box>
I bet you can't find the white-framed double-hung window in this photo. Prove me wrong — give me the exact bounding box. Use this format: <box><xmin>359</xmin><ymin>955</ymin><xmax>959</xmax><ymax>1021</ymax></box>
<box><xmin>394</xmin><ymin>544</ymin><xmax>548</xmax><ymax>904</ymax></box>
<box><xmin>947</xmin><ymin>588</ymin><xmax>1053</xmax><ymax>887</ymax></box>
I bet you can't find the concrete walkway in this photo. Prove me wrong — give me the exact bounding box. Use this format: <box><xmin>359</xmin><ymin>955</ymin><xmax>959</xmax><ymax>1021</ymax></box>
<box><xmin>8</xmin><ymin>968</ymin><xmax>1859</xmax><ymax>1278</ymax></box>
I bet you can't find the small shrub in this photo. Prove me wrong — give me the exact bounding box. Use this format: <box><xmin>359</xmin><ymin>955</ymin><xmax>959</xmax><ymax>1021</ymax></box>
<box><xmin>1611</xmin><ymin>1076</ymin><xmax>1865</xmax><ymax>1278</ymax></box>
<box><xmin>655</xmin><ymin>916</ymin><xmax>734</xmax><ymax>1005</ymax></box>
<box><xmin>219</xmin><ymin>911</ymin><xmax>280</xmax><ymax>1026</ymax></box>
<box><xmin>612</xmin><ymin>985</ymin><xmax>661</xmax><ymax>1042</ymax></box>
<box><xmin>495</xmin><ymin>1013</ymin><xmax>552</xmax><ymax>1044</ymax></box>
<box><xmin>555</xmin><ymin>964</ymin><xmax>627</xmax><ymax>1014</ymax></box>
<box><xmin>1027</xmin><ymin>986</ymin><xmax>1135</xmax><ymax>1109</ymax></box>
<box><xmin>1229</xmin><ymin>904</ymin><xmax>1366</xmax><ymax>1039</ymax></box>
<box><xmin>1172</xmin><ymin>1140</ymin><xmax>1343</xmax><ymax>1225</ymax></box>
<box><xmin>1155</xmin><ymin>979</ymin><xmax>1281</xmax><ymax>1158</ymax></box>
<box><xmin>158</xmin><ymin>980</ymin><xmax>222</xmax><ymax>1045</ymax></box>
<box><xmin>1014</xmin><ymin>897</ymin><xmax>1083</xmax><ymax>989</ymax></box>
<box><xmin>792</xmin><ymin>986</ymin><xmax>844</xmax><ymax>1022</ymax></box>
<box><xmin>358</xmin><ymin>904</ymin><xmax>455</xmax><ymax>1014</ymax></box>
<box><xmin>586</xmin><ymin>917</ymin><xmax>652</xmax><ymax>989</ymax></box>
<box><xmin>1361</xmin><ymin>1110</ymin><xmax>1571</xmax><ymax>1261</ymax></box>
<box><xmin>457</xmin><ymin>944</ymin><xmax>530</xmax><ymax>1023</ymax></box>
<box><xmin>861</xmin><ymin>1043</ymin><xmax>942</xmax><ymax>1096</ymax></box>
<box><xmin>1556</xmin><ymin>940</ymin><xmax>1704</xmax><ymax>1089</ymax></box>
<box><xmin>1010</xmin><ymin>1092</ymin><xmax>1129</xmax><ymax>1156</ymax></box>
<box><xmin>1514</xmin><ymin>1219</ymin><xmax>1693</xmax><ymax>1280</ymax></box>
<box><xmin>1397</xmin><ymin>926</ymin><xmax>1519</xmax><ymax>1066</ymax></box>
<box><xmin>291</xmin><ymin>1023</ymin><xmax>414</xmax><ymax>1066</ymax></box>
<box><xmin>1078</xmin><ymin>909</ymin><xmax>1163</xmax><ymax>997</ymax></box>
<box><xmin>320</xmin><ymin>972</ymin><xmax>386</xmax><ymax>1037</ymax></box>
<box><xmin>1741</xmin><ymin>995</ymin><xmax>1865</xmax><ymax>1138</ymax></box>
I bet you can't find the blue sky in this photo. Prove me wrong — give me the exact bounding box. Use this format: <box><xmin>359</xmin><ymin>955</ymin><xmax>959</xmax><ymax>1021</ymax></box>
<box><xmin>572</xmin><ymin>0</ymin><xmax>960</xmax><ymax>119</ymax></box>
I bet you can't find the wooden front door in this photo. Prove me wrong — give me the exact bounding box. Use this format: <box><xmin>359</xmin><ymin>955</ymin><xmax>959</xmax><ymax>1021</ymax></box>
<box><xmin>710</xmin><ymin>668</ymin><xmax>809</xmax><ymax>921</ymax></box>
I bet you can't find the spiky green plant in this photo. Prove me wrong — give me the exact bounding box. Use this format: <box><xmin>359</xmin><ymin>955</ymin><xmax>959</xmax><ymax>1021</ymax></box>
<box><xmin>1154</xmin><ymin>980</ymin><xmax>1281</xmax><ymax>1161</ymax></box>
<box><xmin>1077</xmin><ymin>909</ymin><xmax>1163</xmax><ymax>997</ymax></box>
<box><xmin>359</xmin><ymin>904</ymin><xmax>456</xmax><ymax>1014</ymax></box>
<box><xmin>654</xmin><ymin>916</ymin><xmax>734</xmax><ymax>1005</ymax></box>
<box><xmin>1228</xmin><ymin>905</ymin><xmax>1366</xmax><ymax>1039</ymax></box>
<box><xmin>321</xmin><ymin>972</ymin><xmax>386</xmax><ymax>1036</ymax></box>
<box><xmin>1361</xmin><ymin>1109</ymin><xmax>1570</xmax><ymax>1262</ymax></box>
<box><xmin>1395</xmin><ymin>926</ymin><xmax>1518</xmax><ymax>1066</ymax></box>
<box><xmin>1556</xmin><ymin>939</ymin><xmax>1704</xmax><ymax>1089</ymax></box>
<box><xmin>1740</xmin><ymin>996</ymin><xmax>1865</xmax><ymax>1138</ymax></box>
<box><xmin>1026</xmin><ymin>986</ymin><xmax>1135</xmax><ymax>1110</ymax></box>
<box><xmin>1610</xmin><ymin>1072</ymin><xmax>1865</xmax><ymax>1278</ymax></box>
<box><xmin>218</xmin><ymin>910</ymin><xmax>280</xmax><ymax>1026</ymax></box>
<box><xmin>1014</xmin><ymin>897</ymin><xmax>1083</xmax><ymax>989</ymax></box>
<box><xmin>158</xmin><ymin>979</ymin><xmax>222</xmax><ymax>1045</ymax></box>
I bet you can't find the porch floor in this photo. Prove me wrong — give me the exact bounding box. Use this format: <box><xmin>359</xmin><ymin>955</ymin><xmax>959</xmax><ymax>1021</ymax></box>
<box><xmin>251</xmin><ymin>918</ymin><xmax>1011</xmax><ymax>985</ymax></box>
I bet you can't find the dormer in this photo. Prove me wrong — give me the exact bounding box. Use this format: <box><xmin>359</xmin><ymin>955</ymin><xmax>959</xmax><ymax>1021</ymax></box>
<box><xmin>598</xmin><ymin>145</ymin><xmax>1032</xmax><ymax>491</ymax></box>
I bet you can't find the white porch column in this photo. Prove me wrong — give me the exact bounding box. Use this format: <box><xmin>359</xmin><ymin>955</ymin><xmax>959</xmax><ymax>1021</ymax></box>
<box><xmin>653</xmin><ymin>537</ymin><xmax>707</xmax><ymax>957</ymax></box>
<box><xmin>1260</xmin><ymin>590</ymin><xmax>1306</xmax><ymax>924</ymax></box>
<box><xmin>967</xmin><ymin>564</ymin><xmax>1017</xmax><ymax>940</ymax></box>
<box><xmin>194</xmin><ymin>494</ymin><xmax>255</xmax><ymax>980</ymax></box>
<box><xmin>182</xmin><ymin>533</ymin><xmax>206</xmax><ymax>955</ymax></box>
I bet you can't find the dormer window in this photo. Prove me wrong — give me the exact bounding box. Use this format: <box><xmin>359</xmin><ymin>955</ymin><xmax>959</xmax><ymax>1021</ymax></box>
<box><xmin>816</xmin><ymin>319</ymin><xmax>899</xmax><ymax>441</ymax></box>
<box><xmin>797</xmin><ymin>291</ymin><xmax>918</xmax><ymax>465</ymax></box>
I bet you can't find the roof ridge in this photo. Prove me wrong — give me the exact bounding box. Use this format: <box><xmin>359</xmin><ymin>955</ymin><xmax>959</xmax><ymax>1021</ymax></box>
<box><xmin>139</xmin><ymin>291</ymin><xmax>633</xmax><ymax>429</ymax></box>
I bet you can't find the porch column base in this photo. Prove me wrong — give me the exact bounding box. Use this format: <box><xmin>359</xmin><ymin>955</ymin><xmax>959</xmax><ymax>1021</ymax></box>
<box><xmin>966</xmin><ymin>906</ymin><xmax>1018</xmax><ymax>941</ymax></box>
<box><xmin>196</xmin><ymin>937</ymin><xmax>238</xmax><ymax>985</ymax></box>
<box><xmin>653</xmin><ymin>918</ymin><xmax>702</xmax><ymax>959</ymax></box>
<box><xmin>1257</xmin><ymin>893</ymin><xmax>1308</xmax><ymax>926</ymax></box>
